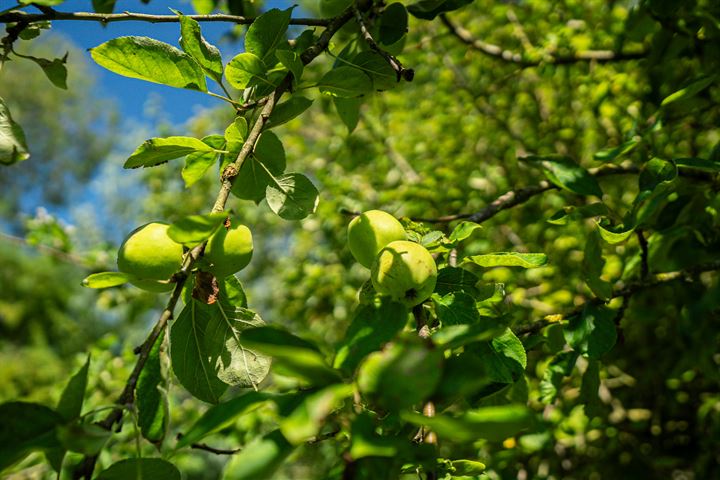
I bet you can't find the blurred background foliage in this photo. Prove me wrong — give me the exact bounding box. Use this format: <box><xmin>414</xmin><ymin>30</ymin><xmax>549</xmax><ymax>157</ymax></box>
<box><xmin>1</xmin><ymin>0</ymin><xmax>719</xmax><ymax>478</ymax></box>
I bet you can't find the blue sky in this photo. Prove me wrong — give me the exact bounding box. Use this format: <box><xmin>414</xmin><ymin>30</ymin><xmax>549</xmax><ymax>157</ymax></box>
<box><xmin>50</xmin><ymin>0</ymin><xmax>297</xmax><ymax>124</ymax></box>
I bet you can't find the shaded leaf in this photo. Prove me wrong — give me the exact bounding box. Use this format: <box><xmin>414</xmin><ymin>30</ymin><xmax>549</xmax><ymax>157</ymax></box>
<box><xmin>176</xmin><ymin>391</ymin><xmax>272</xmax><ymax>449</ymax></box>
<box><xmin>57</xmin><ymin>355</ymin><xmax>90</xmax><ymax>421</ymax></box>
<box><xmin>267</xmin><ymin>96</ymin><xmax>314</xmax><ymax>128</ymax></box>
<box><xmin>408</xmin><ymin>0</ymin><xmax>474</xmax><ymax>20</ymax></box>
<box><xmin>318</xmin><ymin>66</ymin><xmax>373</xmax><ymax>97</ymax></box>
<box><xmin>137</xmin><ymin>334</ymin><xmax>168</xmax><ymax>443</ymax></box>
<box><xmin>435</xmin><ymin>267</ymin><xmax>480</xmax><ymax>296</ymax></box>
<box><xmin>320</xmin><ymin>0</ymin><xmax>353</xmax><ymax>17</ymax></box>
<box><xmin>582</xmin><ymin>230</ymin><xmax>612</xmax><ymax>300</ymax></box>
<box><xmin>539</xmin><ymin>350</ymin><xmax>578</xmax><ymax>403</ymax></box>
<box><xmin>596</xmin><ymin>221</ymin><xmax>635</xmax><ymax>244</ymax></box>
<box><xmin>523</xmin><ymin>155</ymin><xmax>602</xmax><ymax>196</ymax></box>
<box><xmin>280</xmin><ymin>384</ymin><xmax>353</xmax><ymax>444</ymax></box>
<box><xmin>564</xmin><ymin>304</ymin><xmax>617</xmax><ymax>358</ymax></box>
<box><xmin>379</xmin><ymin>3</ymin><xmax>409</xmax><ymax>45</ymax></box>
<box><xmin>276</xmin><ymin>48</ymin><xmax>304</xmax><ymax>82</ymax></box>
<box><xmin>547</xmin><ymin>203</ymin><xmax>608</xmax><ymax>225</ymax></box>
<box><xmin>223</xmin><ymin>429</ymin><xmax>293</xmax><ymax>480</ymax></box>
<box><xmin>266</xmin><ymin>173</ymin><xmax>319</xmax><ymax>220</ymax></box>
<box><xmin>333</xmin><ymin>96</ymin><xmax>361</xmax><ymax>133</ymax></box>
<box><xmin>333</xmin><ymin>301</ymin><xmax>408</xmax><ymax>372</ymax></box>
<box><xmin>245</xmin><ymin>8</ymin><xmax>292</xmax><ymax>61</ymax></box>
<box><xmin>241</xmin><ymin>326</ymin><xmax>341</xmax><ymax>385</ymax></box>
<box><xmin>401</xmin><ymin>405</ymin><xmax>534</xmax><ymax>441</ymax></box>
<box><xmin>661</xmin><ymin>75</ymin><xmax>717</xmax><ymax>107</ymax></box>
<box><xmin>97</xmin><ymin>458</ymin><xmax>181</xmax><ymax>480</ymax></box>
<box><xmin>57</xmin><ymin>422</ymin><xmax>110</xmax><ymax>455</ymax></box>
<box><xmin>0</xmin><ymin>402</ymin><xmax>63</xmax><ymax>471</ymax></box>
<box><xmin>21</xmin><ymin>53</ymin><xmax>68</xmax><ymax>89</ymax></box>
<box><xmin>90</xmin><ymin>36</ymin><xmax>207</xmax><ymax>91</ymax></box>
<box><xmin>433</xmin><ymin>292</ymin><xmax>480</xmax><ymax>326</ymax></box>
<box><xmin>352</xmin><ymin>51</ymin><xmax>397</xmax><ymax>90</ymax></box>
<box><xmin>168</xmin><ymin>212</ymin><xmax>227</xmax><ymax>246</ymax></box>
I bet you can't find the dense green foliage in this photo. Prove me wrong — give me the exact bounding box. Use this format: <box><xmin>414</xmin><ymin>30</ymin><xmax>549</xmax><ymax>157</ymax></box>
<box><xmin>1</xmin><ymin>0</ymin><xmax>719</xmax><ymax>479</ymax></box>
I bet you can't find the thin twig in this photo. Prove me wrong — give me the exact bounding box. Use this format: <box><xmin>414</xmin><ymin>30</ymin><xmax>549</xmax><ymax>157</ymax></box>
<box><xmin>440</xmin><ymin>14</ymin><xmax>647</xmax><ymax>67</ymax></box>
<box><xmin>191</xmin><ymin>443</ymin><xmax>242</xmax><ymax>455</ymax></box>
<box><xmin>0</xmin><ymin>231</ymin><xmax>90</xmax><ymax>267</ymax></box>
<box><xmin>513</xmin><ymin>260</ymin><xmax>720</xmax><ymax>336</ymax></box>
<box><xmin>636</xmin><ymin>229</ymin><xmax>649</xmax><ymax>280</ymax></box>
<box><xmin>353</xmin><ymin>6</ymin><xmax>414</xmax><ymax>82</ymax></box>
<box><xmin>73</xmin><ymin>8</ymin><xmax>357</xmax><ymax>479</ymax></box>
<box><xmin>0</xmin><ymin>9</ymin><xmax>330</xmax><ymax>26</ymax></box>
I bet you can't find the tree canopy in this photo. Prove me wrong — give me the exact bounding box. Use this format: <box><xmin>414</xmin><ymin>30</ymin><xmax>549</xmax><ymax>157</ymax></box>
<box><xmin>1</xmin><ymin>0</ymin><xmax>719</xmax><ymax>479</ymax></box>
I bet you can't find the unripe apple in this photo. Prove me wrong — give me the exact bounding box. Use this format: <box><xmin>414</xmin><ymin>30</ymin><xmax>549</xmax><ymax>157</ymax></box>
<box><xmin>357</xmin><ymin>337</ymin><xmax>443</xmax><ymax>409</ymax></box>
<box><xmin>117</xmin><ymin>222</ymin><xmax>183</xmax><ymax>292</ymax></box>
<box><xmin>347</xmin><ymin>210</ymin><xmax>406</xmax><ymax>268</ymax></box>
<box><xmin>203</xmin><ymin>223</ymin><xmax>253</xmax><ymax>278</ymax></box>
<box><xmin>371</xmin><ymin>240</ymin><xmax>437</xmax><ymax>306</ymax></box>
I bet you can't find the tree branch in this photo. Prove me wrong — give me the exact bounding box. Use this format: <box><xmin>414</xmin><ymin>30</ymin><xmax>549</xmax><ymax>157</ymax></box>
<box><xmin>73</xmin><ymin>8</ymin><xmax>356</xmax><ymax>479</ymax></box>
<box><xmin>0</xmin><ymin>8</ymin><xmax>330</xmax><ymax>26</ymax></box>
<box><xmin>513</xmin><ymin>259</ymin><xmax>720</xmax><ymax>337</ymax></box>
<box><xmin>353</xmin><ymin>6</ymin><xmax>414</xmax><ymax>82</ymax></box>
<box><xmin>439</xmin><ymin>14</ymin><xmax>647</xmax><ymax>67</ymax></box>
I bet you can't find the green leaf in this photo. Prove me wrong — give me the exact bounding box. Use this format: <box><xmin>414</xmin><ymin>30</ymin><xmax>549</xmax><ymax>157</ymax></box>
<box><xmin>596</xmin><ymin>221</ymin><xmax>635</xmax><ymax>244</ymax></box>
<box><xmin>0</xmin><ymin>97</ymin><xmax>30</xmax><ymax>166</ymax></box>
<box><xmin>318</xmin><ymin>66</ymin><xmax>373</xmax><ymax>97</ymax></box>
<box><xmin>81</xmin><ymin>271</ymin><xmax>134</xmax><ymax>288</ymax></box>
<box><xmin>333</xmin><ymin>301</ymin><xmax>408</xmax><ymax>372</ymax></box>
<box><xmin>448</xmin><ymin>221</ymin><xmax>482</xmax><ymax>244</ymax></box>
<box><xmin>674</xmin><ymin>157</ymin><xmax>720</xmax><ymax>172</ymax></box>
<box><xmin>176</xmin><ymin>391</ymin><xmax>272</xmax><ymax>449</ymax></box>
<box><xmin>231</xmin><ymin>131</ymin><xmax>286</xmax><ymax>202</ymax></box>
<box><xmin>266</xmin><ymin>173</ymin><xmax>319</xmax><ymax>220</ymax></box>
<box><xmin>137</xmin><ymin>334</ymin><xmax>168</xmax><ymax>443</ymax></box>
<box><xmin>435</xmin><ymin>267</ymin><xmax>480</xmax><ymax>296</ymax></box>
<box><xmin>245</xmin><ymin>8</ymin><xmax>293</xmax><ymax>61</ymax></box>
<box><xmin>563</xmin><ymin>304</ymin><xmax>617</xmax><ymax>358</ymax></box>
<box><xmin>580</xmin><ymin>359</ymin><xmax>602</xmax><ymax>417</ymax></box>
<box><xmin>241</xmin><ymin>326</ymin><xmax>341</xmax><ymax>385</ymax></box>
<box><xmin>170</xmin><ymin>300</ymin><xmax>271</xmax><ymax>403</ymax></box>
<box><xmin>540</xmin><ymin>351</ymin><xmax>578</xmax><ymax>403</ymax></box>
<box><xmin>276</xmin><ymin>48</ymin><xmax>304</xmax><ymax>82</ymax></box>
<box><xmin>350</xmin><ymin>413</ymin><xmax>403</xmax><ymax>458</ymax></box>
<box><xmin>267</xmin><ymin>96</ymin><xmax>314</xmax><ymax>128</ymax></box>
<box><xmin>352</xmin><ymin>51</ymin><xmax>397</xmax><ymax>91</ymax></box>
<box><xmin>225</xmin><ymin>52</ymin><xmax>267</xmax><ymax>90</ymax></box>
<box><xmin>463</xmin><ymin>252</ymin><xmax>548</xmax><ymax>268</ymax></box>
<box><xmin>0</xmin><ymin>402</ymin><xmax>63</xmax><ymax>471</ymax></box>
<box><xmin>547</xmin><ymin>203</ymin><xmax>608</xmax><ymax>225</ymax></box>
<box><xmin>167</xmin><ymin>212</ymin><xmax>227</xmax><ymax>246</ymax></box>
<box><xmin>523</xmin><ymin>155</ymin><xmax>602</xmax><ymax>196</ymax></box>
<box><xmin>582</xmin><ymin>230</ymin><xmax>613</xmax><ymax>300</ymax></box>
<box><xmin>407</xmin><ymin>0</ymin><xmax>474</xmax><ymax>20</ymax></box>
<box><xmin>320</xmin><ymin>0</ymin><xmax>353</xmax><ymax>17</ymax></box>
<box><xmin>92</xmin><ymin>0</ymin><xmax>116</xmax><ymax>13</ymax></box>
<box><xmin>182</xmin><ymin>134</ymin><xmax>224</xmax><ymax>187</ymax></box>
<box><xmin>401</xmin><ymin>405</ymin><xmax>534</xmax><ymax>441</ymax></box>
<box><xmin>357</xmin><ymin>338</ymin><xmax>443</xmax><ymax>409</ymax></box>
<box><xmin>433</xmin><ymin>292</ymin><xmax>481</xmax><ymax>326</ymax></box>
<box><xmin>225</xmin><ymin>117</ymin><xmax>248</xmax><ymax>153</ymax></box>
<box><xmin>661</xmin><ymin>75</ymin><xmax>717</xmax><ymax>107</ymax></box>
<box><xmin>179</xmin><ymin>15</ymin><xmax>223</xmax><ymax>83</ymax></box>
<box><xmin>379</xmin><ymin>3</ymin><xmax>409</xmax><ymax>45</ymax></box>
<box><xmin>191</xmin><ymin>0</ymin><xmax>215</xmax><ymax>14</ymax></box>
<box><xmin>280</xmin><ymin>384</ymin><xmax>353</xmax><ymax>444</ymax></box>
<box><xmin>57</xmin><ymin>355</ymin><xmax>90</xmax><ymax>421</ymax></box>
<box><xmin>223</xmin><ymin>429</ymin><xmax>294</xmax><ymax>480</ymax></box>
<box><xmin>431</xmin><ymin>322</ymin><xmax>505</xmax><ymax>349</ymax></box>
<box><xmin>593</xmin><ymin>138</ymin><xmax>640</xmax><ymax>161</ymax></box>
<box><xmin>639</xmin><ymin>157</ymin><xmax>677</xmax><ymax>192</ymax></box>
<box><xmin>57</xmin><ymin>422</ymin><xmax>110</xmax><ymax>455</ymax></box>
<box><xmin>125</xmin><ymin>136</ymin><xmax>215</xmax><ymax>169</ymax></box>
<box><xmin>97</xmin><ymin>458</ymin><xmax>181</xmax><ymax>480</ymax></box>
<box><xmin>333</xmin><ymin>96</ymin><xmax>362</xmax><ymax>133</ymax></box>
<box><xmin>90</xmin><ymin>36</ymin><xmax>207</xmax><ymax>91</ymax></box>
<box><xmin>18</xmin><ymin>0</ymin><xmax>64</xmax><ymax>5</ymax></box>
<box><xmin>22</xmin><ymin>53</ymin><xmax>68</xmax><ymax>89</ymax></box>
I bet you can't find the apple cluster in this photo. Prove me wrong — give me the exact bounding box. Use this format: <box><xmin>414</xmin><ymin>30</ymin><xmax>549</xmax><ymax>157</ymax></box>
<box><xmin>116</xmin><ymin>221</ymin><xmax>253</xmax><ymax>292</ymax></box>
<box><xmin>347</xmin><ymin>210</ymin><xmax>437</xmax><ymax>306</ymax></box>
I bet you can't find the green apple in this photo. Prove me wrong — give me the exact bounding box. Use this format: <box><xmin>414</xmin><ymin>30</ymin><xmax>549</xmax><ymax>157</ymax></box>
<box><xmin>117</xmin><ymin>222</ymin><xmax>183</xmax><ymax>291</ymax></box>
<box><xmin>347</xmin><ymin>210</ymin><xmax>407</xmax><ymax>268</ymax></box>
<box><xmin>203</xmin><ymin>223</ymin><xmax>253</xmax><ymax>278</ymax></box>
<box><xmin>371</xmin><ymin>240</ymin><xmax>437</xmax><ymax>306</ymax></box>
<box><xmin>357</xmin><ymin>337</ymin><xmax>443</xmax><ymax>409</ymax></box>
